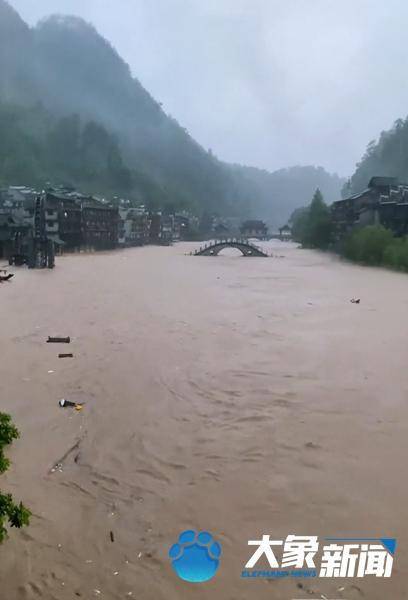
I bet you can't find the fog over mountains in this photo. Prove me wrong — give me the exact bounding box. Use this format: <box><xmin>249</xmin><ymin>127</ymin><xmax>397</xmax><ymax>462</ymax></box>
<box><xmin>0</xmin><ymin>0</ymin><xmax>345</xmax><ymax>225</ymax></box>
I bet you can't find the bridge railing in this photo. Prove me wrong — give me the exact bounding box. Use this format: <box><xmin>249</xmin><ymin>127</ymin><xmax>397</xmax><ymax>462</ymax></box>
<box><xmin>193</xmin><ymin>238</ymin><xmax>269</xmax><ymax>256</ymax></box>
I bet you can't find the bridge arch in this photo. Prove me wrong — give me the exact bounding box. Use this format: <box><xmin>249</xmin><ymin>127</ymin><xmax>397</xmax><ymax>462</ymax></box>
<box><xmin>193</xmin><ymin>239</ymin><xmax>268</xmax><ymax>257</ymax></box>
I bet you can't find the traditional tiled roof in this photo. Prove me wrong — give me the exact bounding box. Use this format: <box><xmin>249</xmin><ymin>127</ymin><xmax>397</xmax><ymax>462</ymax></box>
<box><xmin>368</xmin><ymin>176</ymin><xmax>399</xmax><ymax>188</ymax></box>
<box><xmin>241</xmin><ymin>220</ymin><xmax>267</xmax><ymax>229</ymax></box>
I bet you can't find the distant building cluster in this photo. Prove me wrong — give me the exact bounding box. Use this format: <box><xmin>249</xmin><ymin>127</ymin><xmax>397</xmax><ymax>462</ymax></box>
<box><xmin>0</xmin><ymin>185</ymin><xmax>198</xmax><ymax>265</ymax></box>
<box><xmin>239</xmin><ymin>220</ymin><xmax>269</xmax><ymax>239</ymax></box>
<box><xmin>0</xmin><ymin>184</ymin><xmax>279</xmax><ymax>267</ymax></box>
<box><xmin>332</xmin><ymin>176</ymin><xmax>408</xmax><ymax>239</ymax></box>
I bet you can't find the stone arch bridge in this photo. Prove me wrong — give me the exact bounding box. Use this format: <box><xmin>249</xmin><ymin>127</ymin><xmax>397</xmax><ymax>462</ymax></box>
<box><xmin>193</xmin><ymin>239</ymin><xmax>268</xmax><ymax>257</ymax></box>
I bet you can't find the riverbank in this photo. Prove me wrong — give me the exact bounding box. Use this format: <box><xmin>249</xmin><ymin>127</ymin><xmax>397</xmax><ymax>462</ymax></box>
<box><xmin>342</xmin><ymin>224</ymin><xmax>408</xmax><ymax>271</ymax></box>
<box><xmin>0</xmin><ymin>242</ymin><xmax>407</xmax><ymax>599</ymax></box>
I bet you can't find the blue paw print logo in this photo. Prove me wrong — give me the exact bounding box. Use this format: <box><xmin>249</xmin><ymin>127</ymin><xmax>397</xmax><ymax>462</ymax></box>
<box><xmin>169</xmin><ymin>530</ymin><xmax>222</xmax><ymax>582</ymax></box>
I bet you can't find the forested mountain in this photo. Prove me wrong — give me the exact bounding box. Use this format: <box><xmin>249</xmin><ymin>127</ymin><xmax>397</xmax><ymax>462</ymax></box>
<box><xmin>0</xmin><ymin>103</ymin><xmax>153</xmax><ymax>199</ymax></box>
<box><xmin>0</xmin><ymin>0</ymin><xmax>343</xmax><ymax>222</ymax></box>
<box><xmin>347</xmin><ymin>118</ymin><xmax>408</xmax><ymax>196</ymax></box>
<box><xmin>230</xmin><ymin>165</ymin><xmax>345</xmax><ymax>226</ymax></box>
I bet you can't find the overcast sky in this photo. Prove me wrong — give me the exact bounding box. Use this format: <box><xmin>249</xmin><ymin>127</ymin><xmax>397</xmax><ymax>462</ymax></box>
<box><xmin>10</xmin><ymin>0</ymin><xmax>408</xmax><ymax>176</ymax></box>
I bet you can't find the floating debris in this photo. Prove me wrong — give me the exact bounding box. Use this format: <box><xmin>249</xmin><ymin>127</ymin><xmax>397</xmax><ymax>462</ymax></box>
<box><xmin>59</xmin><ymin>399</ymin><xmax>84</xmax><ymax>411</ymax></box>
<box><xmin>51</xmin><ymin>463</ymin><xmax>63</xmax><ymax>473</ymax></box>
<box><xmin>305</xmin><ymin>441</ymin><xmax>321</xmax><ymax>450</ymax></box>
<box><xmin>47</xmin><ymin>336</ymin><xmax>71</xmax><ymax>343</ymax></box>
<box><xmin>59</xmin><ymin>399</ymin><xmax>76</xmax><ymax>408</ymax></box>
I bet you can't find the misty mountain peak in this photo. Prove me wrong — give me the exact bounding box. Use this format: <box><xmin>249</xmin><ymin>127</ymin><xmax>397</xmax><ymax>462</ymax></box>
<box><xmin>37</xmin><ymin>14</ymin><xmax>97</xmax><ymax>35</ymax></box>
<box><xmin>0</xmin><ymin>0</ymin><xmax>29</xmax><ymax>34</ymax></box>
<box><xmin>35</xmin><ymin>13</ymin><xmax>130</xmax><ymax>81</ymax></box>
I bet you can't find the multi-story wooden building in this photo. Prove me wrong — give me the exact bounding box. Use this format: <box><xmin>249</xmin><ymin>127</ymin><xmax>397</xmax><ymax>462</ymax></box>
<box><xmin>82</xmin><ymin>201</ymin><xmax>119</xmax><ymax>249</ymax></box>
<box><xmin>332</xmin><ymin>177</ymin><xmax>408</xmax><ymax>239</ymax></box>
<box><xmin>45</xmin><ymin>191</ymin><xmax>82</xmax><ymax>249</ymax></box>
<box><xmin>118</xmin><ymin>208</ymin><xmax>149</xmax><ymax>246</ymax></box>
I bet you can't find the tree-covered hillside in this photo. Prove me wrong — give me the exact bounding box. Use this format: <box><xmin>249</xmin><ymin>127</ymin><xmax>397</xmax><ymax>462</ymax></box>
<box><xmin>0</xmin><ymin>0</ymin><xmax>344</xmax><ymax>220</ymax></box>
<box><xmin>0</xmin><ymin>2</ymin><xmax>250</xmax><ymax>213</ymax></box>
<box><xmin>347</xmin><ymin>118</ymin><xmax>408</xmax><ymax>196</ymax></box>
<box><xmin>0</xmin><ymin>102</ymin><xmax>174</xmax><ymax>205</ymax></box>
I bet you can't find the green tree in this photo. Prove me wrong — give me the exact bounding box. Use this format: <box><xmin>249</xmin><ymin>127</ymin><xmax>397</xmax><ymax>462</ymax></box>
<box><xmin>290</xmin><ymin>189</ymin><xmax>333</xmax><ymax>249</ymax></box>
<box><xmin>0</xmin><ymin>413</ymin><xmax>30</xmax><ymax>543</ymax></box>
<box><xmin>307</xmin><ymin>188</ymin><xmax>333</xmax><ymax>248</ymax></box>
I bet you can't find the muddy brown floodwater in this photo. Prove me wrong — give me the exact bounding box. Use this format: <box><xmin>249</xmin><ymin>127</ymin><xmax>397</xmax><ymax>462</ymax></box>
<box><xmin>0</xmin><ymin>241</ymin><xmax>407</xmax><ymax>600</ymax></box>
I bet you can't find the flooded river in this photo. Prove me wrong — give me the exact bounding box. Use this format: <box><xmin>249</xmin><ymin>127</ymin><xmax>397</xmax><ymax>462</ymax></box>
<box><xmin>0</xmin><ymin>241</ymin><xmax>407</xmax><ymax>599</ymax></box>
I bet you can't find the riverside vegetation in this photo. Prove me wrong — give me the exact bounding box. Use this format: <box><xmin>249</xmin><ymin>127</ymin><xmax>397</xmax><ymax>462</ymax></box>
<box><xmin>291</xmin><ymin>190</ymin><xmax>408</xmax><ymax>272</ymax></box>
<box><xmin>344</xmin><ymin>226</ymin><xmax>408</xmax><ymax>271</ymax></box>
<box><xmin>0</xmin><ymin>412</ymin><xmax>30</xmax><ymax>543</ymax></box>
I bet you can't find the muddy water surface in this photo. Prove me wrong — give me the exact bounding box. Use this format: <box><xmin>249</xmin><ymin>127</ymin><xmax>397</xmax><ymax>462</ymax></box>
<box><xmin>0</xmin><ymin>241</ymin><xmax>407</xmax><ymax>599</ymax></box>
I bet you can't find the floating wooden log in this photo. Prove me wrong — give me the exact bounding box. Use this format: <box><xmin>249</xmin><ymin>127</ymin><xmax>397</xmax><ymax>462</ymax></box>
<box><xmin>47</xmin><ymin>336</ymin><xmax>71</xmax><ymax>343</ymax></box>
